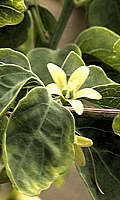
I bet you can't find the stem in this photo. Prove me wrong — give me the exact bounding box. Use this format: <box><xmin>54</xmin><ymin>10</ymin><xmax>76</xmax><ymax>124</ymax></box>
<box><xmin>30</xmin><ymin>2</ymin><xmax>49</xmax><ymax>46</ymax></box>
<box><xmin>49</xmin><ymin>0</ymin><xmax>74</xmax><ymax>49</ymax></box>
<box><xmin>88</xmin><ymin>147</ymin><xmax>104</xmax><ymax>195</ymax></box>
<box><xmin>66</xmin><ymin>107</ymin><xmax>120</xmax><ymax>119</ymax></box>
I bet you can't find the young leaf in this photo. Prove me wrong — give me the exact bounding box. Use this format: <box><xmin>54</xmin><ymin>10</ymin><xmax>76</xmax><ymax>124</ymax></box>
<box><xmin>75</xmin><ymin>113</ymin><xmax>120</xmax><ymax>200</ymax></box>
<box><xmin>74</xmin><ymin>144</ymin><xmax>86</xmax><ymax>166</ymax></box>
<box><xmin>68</xmin><ymin>99</ymin><xmax>84</xmax><ymax>115</ymax></box>
<box><xmin>27</xmin><ymin>44</ymin><xmax>81</xmax><ymax>85</ymax></box>
<box><xmin>76</xmin><ymin>88</ymin><xmax>102</xmax><ymax>99</ymax></box>
<box><xmin>68</xmin><ymin>66</ymin><xmax>89</xmax><ymax>91</ymax></box>
<box><xmin>3</xmin><ymin>87</ymin><xmax>75</xmax><ymax>196</ymax></box>
<box><xmin>47</xmin><ymin>63</ymin><xmax>67</xmax><ymax>90</ymax></box>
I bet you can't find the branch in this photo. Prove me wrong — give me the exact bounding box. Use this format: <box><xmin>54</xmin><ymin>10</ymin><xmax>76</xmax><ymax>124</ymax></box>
<box><xmin>66</xmin><ymin>106</ymin><xmax>120</xmax><ymax>119</ymax></box>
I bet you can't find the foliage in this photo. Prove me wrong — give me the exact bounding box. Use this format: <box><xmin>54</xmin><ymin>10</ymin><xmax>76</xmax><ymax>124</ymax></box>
<box><xmin>85</xmin><ymin>0</ymin><xmax>120</xmax><ymax>34</ymax></box>
<box><xmin>75</xmin><ymin>113</ymin><xmax>120</xmax><ymax>200</ymax></box>
<box><xmin>0</xmin><ymin>0</ymin><xmax>120</xmax><ymax>200</ymax></box>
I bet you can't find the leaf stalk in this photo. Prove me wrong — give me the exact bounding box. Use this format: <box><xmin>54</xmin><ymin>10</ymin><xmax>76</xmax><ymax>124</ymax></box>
<box><xmin>30</xmin><ymin>1</ymin><xmax>49</xmax><ymax>46</ymax></box>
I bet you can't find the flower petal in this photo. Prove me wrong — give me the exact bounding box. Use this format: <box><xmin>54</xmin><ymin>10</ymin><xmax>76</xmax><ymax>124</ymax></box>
<box><xmin>74</xmin><ymin>144</ymin><xmax>86</xmax><ymax>166</ymax></box>
<box><xmin>47</xmin><ymin>63</ymin><xmax>67</xmax><ymax>90</ymax></box>
<box><xmin>68</xmin><ymin>66</ymin><xmax>89</xmax><ymax>91</ymax></box>
<box><xmin>75</xmin><ymin>88</ymin><xmax>102</xmax><ymax>99</ymax></box>
<box><xmin>74</xmin><ymin>135</ymin><xmax>93</xmax><ymax>147</ymax></box>
<box><xmin>68</xmin><ymin>99</ymin><xmax>84</xmax><ymax>115</ymax></box>
<box><xmin>46</xmin><ymin>83</ymin><xmax>63</xmax><ymax>96</ymax></box>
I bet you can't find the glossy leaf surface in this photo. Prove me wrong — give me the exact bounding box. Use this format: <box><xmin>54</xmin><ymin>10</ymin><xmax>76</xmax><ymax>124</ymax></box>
<box><xmin>3</xmin><ymin>87</ymin><xmax>75</xmax><ymax>196</ymax></box>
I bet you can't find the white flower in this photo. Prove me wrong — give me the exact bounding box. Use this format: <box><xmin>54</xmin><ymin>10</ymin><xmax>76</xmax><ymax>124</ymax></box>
<box><xmin>47</xmin><ymin>63</ymin><xmax>102</xmax><ymax>115</ymax></box>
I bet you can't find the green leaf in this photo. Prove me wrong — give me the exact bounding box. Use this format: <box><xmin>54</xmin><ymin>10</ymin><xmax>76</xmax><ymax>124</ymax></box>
<box><xmin>89</xmin><ymin>84</ymin><xmax>120</xmax><ymax>109</ymax></box>
<box><xmin>12</xmin><ymin>77</ymin><xmax>44</xmax><ymax>110</ymax></box>
<box><xmin>27</xmin><ymin>44</ymin><xmax>81</xmax><ymax>85</ymax></box>
<box><xmin>0</xmin><ymin>63</ymin><xmax>36</xmax><ymax>115</ymax></box>
<box><xmin>0</xmin><ymin>114</ymin><xmax>8</xmax><ymax>145</ymax></box>
<box><xmin>112</xmin><ymin>114</ymin><xmax>120</xmax><ymax>136</ymax></box>
<box><xmin>0</xmin><ymin>0</ymin><xmax>26</xmax><ymax>12</ymax></box>
<box><xmin>81</xmin><ymin>65</ymin><xmax>114</xmax><ymax>89</ymax></box>
<box><xmin>86</xmin><ymin>0</ymin><xmax>120</xmax><ymax>34</ymax></box>
<box><xmin>0</xmin><ymin>48</ymin><xmax>31</xmax><ymax>70</ymax></box>
<box><xmin>0</xmin><ymin>11</ymin><xmax>31</xmax><ymax>48</ymax></box>
<box><xmin>113</xmin><ymin>39</ymin><xmax>120</xmax><ymax>54</ymax></box>
<box><xmin>75</xmin><ymin>113</ymin><xmax>120</xmax><ymax>200</ymax></box>
<box><xmin>3</xmin><ymin>87</ymin><xmax>75</xmax><ymax>196</ymax></box>
<box><xmin>62</xmin><ymin>51</ymin><xmax>85</xmax><ymax>79</ymax></box>
<box><xmin>0</xmin><ymin>0</ymin><xmax>26</xmax><ymax>27</ymax></box>
<box><xmin>75</xmin><ymin>27</ymin><xmax>120</xmax><ymax>72</ymax></box>
<box><xmin>75</xmin><ymin>26</ymin><xmax>120</xmax><ymax>53</ymax></box>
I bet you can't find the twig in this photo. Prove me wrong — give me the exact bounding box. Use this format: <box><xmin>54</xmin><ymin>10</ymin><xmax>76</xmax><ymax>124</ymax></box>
<box><xmin>65</xmin><ymin>106</ymin><xmax>120</xmax><ymax>119</ymax></box>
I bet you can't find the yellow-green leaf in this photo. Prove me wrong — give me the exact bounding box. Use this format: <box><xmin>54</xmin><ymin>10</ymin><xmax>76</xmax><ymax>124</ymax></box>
<box><xmin>47</xmin><ymin>63</ymin><xmax>67</xmax><ymax>90</ymax></box>
<box><xmin>74</xmin><ymin>135</ymin><xmax>93</xmax><ymax>147</ymax></box>
<box><xmin>68</xmin><ymin>99</ymin><xmax>84</xmax><ymax>115</ymax></box>
<box><xmin>75</xmin><ymin>88</ymin><xmax>102</xmax><ymax>99</ymax></box>
<box><xmin>112</xmin><ymin>114</ymin><xmax>120</xmax><ymax>136</ymax></box>
<box><xmin>74</xmin><ymin>144</ymin><xmax>86</xmax><ymax>166</ymax></box>
<box><xmin>68</xmin><ymin>66</ymin><xmax>89</xmax><ymax>91</ymax></box>
<box><xmin>46</xmin><ymin>83</ymin><xmax>63</xmax><ymax>96</ymax></box>
<box><xmin>113</xmin><ymin>39</ymin><xmax>120</xmax><ymax>55</ymax></box>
